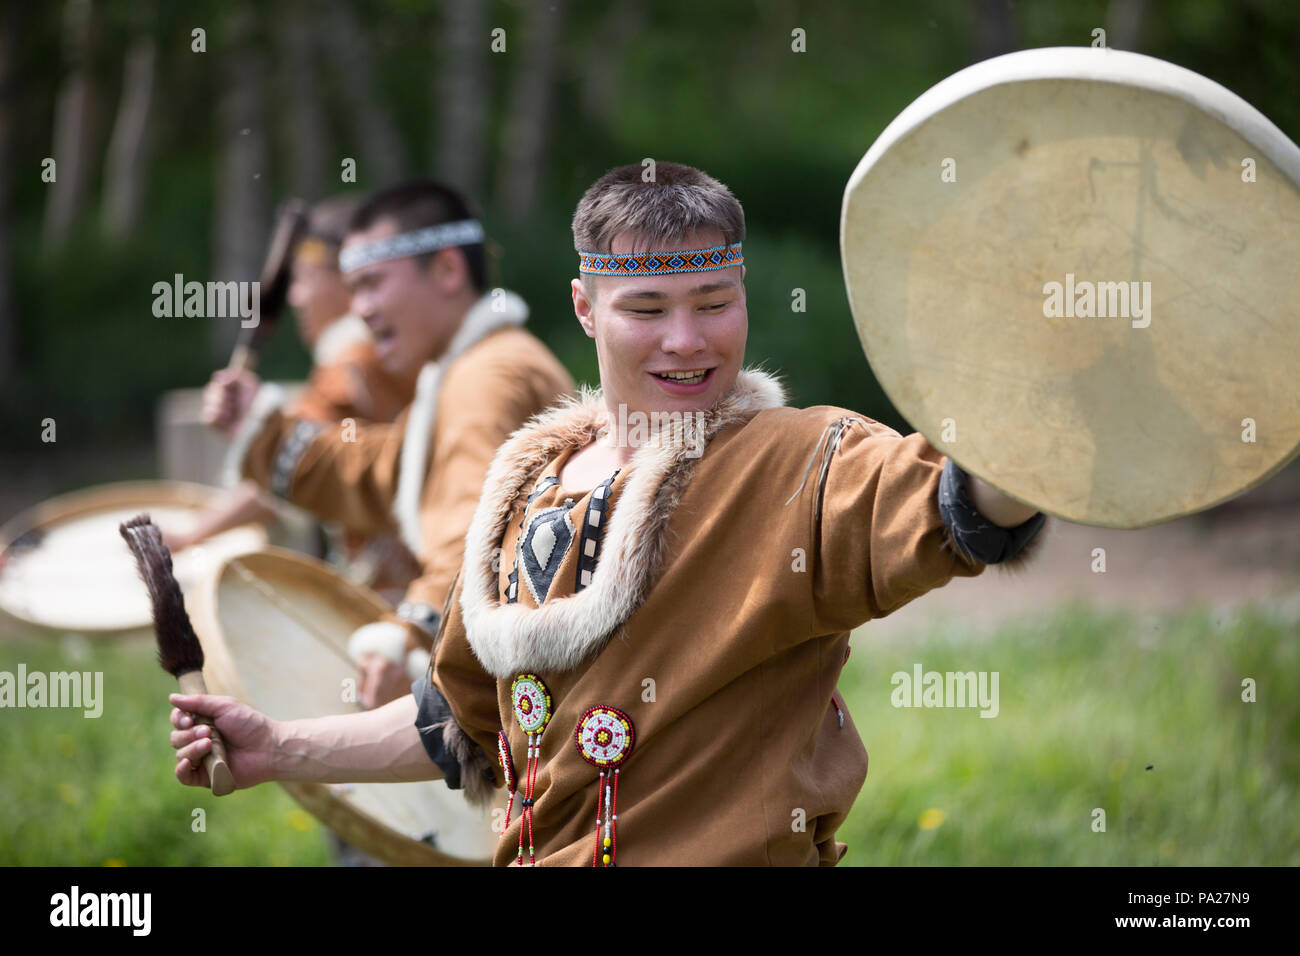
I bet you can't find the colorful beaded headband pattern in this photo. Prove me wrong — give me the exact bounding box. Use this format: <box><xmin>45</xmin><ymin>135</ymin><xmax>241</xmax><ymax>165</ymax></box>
<box><xmin>577</xmin><ymin>243</ymin><xmax>743</xmax><ymax>277</ymax></box>
<box><xmin>339</xmin><ymin>219</ymin><xmax>485</xmax><ymax>274</ymax></box>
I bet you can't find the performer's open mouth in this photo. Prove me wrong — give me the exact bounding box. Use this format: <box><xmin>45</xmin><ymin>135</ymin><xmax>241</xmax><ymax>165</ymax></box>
<box><xmin>372</xmin><ymin>326</ymin><xmax>398</xmax><ymax>360</ymax></box>
<box><xmin>650</xmin><ymin>368</ymin><xmax>714</xmax><ymax>393</ymax></box>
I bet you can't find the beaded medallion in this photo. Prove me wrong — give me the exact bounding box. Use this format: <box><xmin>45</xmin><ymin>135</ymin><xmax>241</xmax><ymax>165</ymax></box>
<box><xmin>511</xmin><ymin>674</ymin><xmax>552</xmax><ymax>735</ymax></box>
<box><xmin>574</xmin><ymin>705</ymin><xmax>636</xmax><ymax>767</ymax></box>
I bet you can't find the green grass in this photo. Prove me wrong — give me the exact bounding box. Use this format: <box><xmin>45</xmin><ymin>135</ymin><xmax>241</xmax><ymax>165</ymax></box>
<box><xmin>1</xmin><ymin>602</ymin><xmax>1296</xmax><ymax>865</ymax></box>
<box><xmin>0</xmin><ymin>634</ymin><xmax>332</xmax><ymax>866</ymax></box>
<box><xmin>836</xmin><ymin>602</ymin><xmax>1300</xmax><ymax>865</ymax></box>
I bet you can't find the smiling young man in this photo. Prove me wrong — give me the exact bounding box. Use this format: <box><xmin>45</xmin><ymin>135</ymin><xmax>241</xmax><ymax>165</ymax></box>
<box><xmin>172</xmin><ymin>162</ymin><xmax>1046</xmax><ymax>865</ymax></box>
<box><xmin>206</xmin><ymin>180</ymin><xmax>574</xmax><ymax>707</ymax></box>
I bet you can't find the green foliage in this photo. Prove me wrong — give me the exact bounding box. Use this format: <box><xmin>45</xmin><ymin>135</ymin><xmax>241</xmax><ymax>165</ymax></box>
<box><xmin>4</xmin><ymin>0</ymin><xmax>1297</xmax><ymax>444</ymax></box>
<box><xmin>2</xmin><ymin>603</ymin><xmax>1294</xmax><ymax>865</ymax></box>
<box><xmin>0</xmin><ymin>634</ymin><xmax>331</xmax><ymax>865</ymax></box>
<box><xmin>835</xmin><ymin>604</ymin><xmax>1300</xmax><ymax>865</ymax></box>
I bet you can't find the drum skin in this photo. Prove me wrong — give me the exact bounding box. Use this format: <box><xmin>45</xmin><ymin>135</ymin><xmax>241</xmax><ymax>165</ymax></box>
<box><xmin>0</xmin><ymin>481</ymin><xmax>266</xmax><ymax>636</ymax></box>
<box><xmin>188</xmin><ymin>547</ymin><xmax>496</xmax><ymax>866</ymax></box>
<box><xmin>842</xmin><ymin>48</ymin><xmax>1300</xmax><ymax>528</ymax></box>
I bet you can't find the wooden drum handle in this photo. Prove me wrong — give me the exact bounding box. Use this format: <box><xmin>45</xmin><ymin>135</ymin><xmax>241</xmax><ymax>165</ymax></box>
<box><xmin>176</xmin><ymin>670</ymin><xmax>236</xmax><ymax>796</ymax></box>
<box><xmin>226</xmin><ymin>343</ymin><xmax>257</xmax><ymax>375</ymax></box>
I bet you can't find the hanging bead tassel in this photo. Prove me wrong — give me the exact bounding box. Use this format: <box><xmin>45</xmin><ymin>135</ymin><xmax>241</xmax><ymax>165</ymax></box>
<box><xmin>525</xmin><ymin>734</ymin><xmax>539</xmax><ymax>865</ymax></box>
<box><xmin>574</xmin><ymin>705</ymin><xmax>635</xmax><ymax>868</ymax></box>
<box><xmin>517</xmin><ymin>733</ymin><xmax>542</xmax><ymax>866</ymax></box>
<box><xmin>608</xmin><ymin>768</ymin><xmax>620</xmax><ymax>867</ymax></box>
<box><xmin>497</xmin><ymin>731</ymin><xmax>517</xmax><ymax>840</ymax></box>
<box><xmin>510</xmin><ymin>674</ymin><xmax>553</xmax><ymax>866</ymax></box>
<box><xmin>592</xmin><ymin>770</ymin><xmax>605</xmax><ymax>867</ymax></box>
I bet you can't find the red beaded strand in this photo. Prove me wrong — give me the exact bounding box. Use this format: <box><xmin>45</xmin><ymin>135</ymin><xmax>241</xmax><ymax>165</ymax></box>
<box><xmin>592</xmin><ymin>770</ymin><xmax>605</xmax><ymax>867</ymax></box>
<box><xmin>497</xmin><ymin>731</ymin><xmax>516</xmax><ymax>840</ymax></box>
<box><xmin>609</xmin><ymin>768</ymin><xmax>620</xmax><ymax>866</ymax></box>
<box><xmin>524</xmin><ymin>733</ymin><xmax>540</xmax><ymax>865</ymax></box>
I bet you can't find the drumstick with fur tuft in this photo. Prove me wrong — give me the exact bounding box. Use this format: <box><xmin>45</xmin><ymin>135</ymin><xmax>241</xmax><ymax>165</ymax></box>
<box><xmin>227</xmin><ymin>197</ymin><xmax>308</xmax><ymax>373</ymax></box>
<box><xmin>119</xmin><ymin>514</ymin><xmax>235</xmax><ymax>795</ymax></box>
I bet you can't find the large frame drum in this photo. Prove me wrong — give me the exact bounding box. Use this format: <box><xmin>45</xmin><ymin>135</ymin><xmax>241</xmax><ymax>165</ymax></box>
<box><xmin>189</xmin><ymin>547</ymin><xmax>496</xmax><ymax>866</ymax></box>
<box><xmin>842</xmin><ymin>47</ymin><xmax>1300</xmax><ymax>528</ymax></box>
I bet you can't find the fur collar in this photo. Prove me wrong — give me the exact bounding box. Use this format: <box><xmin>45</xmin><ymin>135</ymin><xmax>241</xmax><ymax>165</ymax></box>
<box><xmin>311</xmin><ymin>314</ymin><xmax>371</xmax><ymax>366</ymax></box>
<box><xmin>393</xmin><ymin>290</ymin><xmax>529</xmax><ymax>555</ymax></box>
<box><xmin>460</xmin><ymin>368</ymin><xmax>788</xmax><ymax>678</ymax></box>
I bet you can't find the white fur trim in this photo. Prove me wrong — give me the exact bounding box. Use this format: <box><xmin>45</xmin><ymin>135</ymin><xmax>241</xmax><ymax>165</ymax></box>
<box><xmin>347</xmin><ymin>620</ymin><xmax>408</xmax><ymax>665</ymax></box>
<box><xmin>393</xmin><ymin>362</ymin><xmax>439</xmax><ymax>555</ymax></box>
<box><xmin>220</xmin><ymin>383</ymin><xmax>288</xmax><ymax>489</ymax></box>
<box><xmin>311</xmin><ymin>314</ymin><xmax>372</xmax><ymax>366</ymax></box>
<box><xmin>405</xmin><ymin>647</ymin><xmax>432</xmax><ymax>683</ymax></box>
<box><xmin>392</xmin><ymin>290</ymin><xmax>530</xmax><ymax>556</ymax></box>
<box><xmin>459</xmin><ymin>368</ymin><xmax>788</xmax><ymax>678</ymax></box>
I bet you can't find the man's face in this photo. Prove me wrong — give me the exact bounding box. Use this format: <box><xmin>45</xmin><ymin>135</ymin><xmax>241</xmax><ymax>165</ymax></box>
<box><xmin>341</xmin><ymin>218</ymin><xmax>466</xmax><ymax>376</ymax></box>
<box><xmin>287</xmin><ymin>247</ymin><xmax>351</xmax><ymax>348</ymax></box>
<box><xmin>571</xmin><ymin>228</ymin><xmax>747</xmax><ymax>421</ymax></box>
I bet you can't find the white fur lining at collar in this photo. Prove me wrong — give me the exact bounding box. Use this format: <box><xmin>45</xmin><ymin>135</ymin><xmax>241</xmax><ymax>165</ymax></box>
<box><xmin>392</xmin><ymin>290</ymin><xmax>529</xmax><ymax>556</ymax></box>
<box><xmin>460</xmin><ymin>368</ymin><xmax>787</xmax><ymax>678</ymax></box>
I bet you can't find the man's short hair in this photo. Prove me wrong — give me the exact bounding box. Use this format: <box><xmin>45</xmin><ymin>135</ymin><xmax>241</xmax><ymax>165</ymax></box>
<box><xmin>571</xmin><ymin>162</ymin><xmax>746</xmax><ymax>267</ymax></box>
<box><xmin>349</xmin><ymin>179</ymin><xmax>488</xmax><ymax>292</ymax></box>
<box><xmin>304</xmin><ymin>195</ymin><xmax>362</xmax><ymax>249</ymax></box>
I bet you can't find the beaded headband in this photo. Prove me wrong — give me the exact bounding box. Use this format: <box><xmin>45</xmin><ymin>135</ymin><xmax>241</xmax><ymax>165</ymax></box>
<box><xmin>294</xmin><ymin>237</ymin><xmax>334</xmax><ymax>268</ymax></box>
<box><xmin>578</xmin><ymin>243</ymin><xmax>743</xmax><ymax>277</ymax></box>
<box><xmin>339</xmin><ymin>219</ymin><xmax>485</xmax><ymax>274</ymax></box>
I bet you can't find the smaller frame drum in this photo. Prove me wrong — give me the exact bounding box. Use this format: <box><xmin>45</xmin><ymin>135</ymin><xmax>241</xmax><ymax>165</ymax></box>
<box><xmin>189</xmin><ymin>547</ymin><xmax>496</xmax><ymax>866</ymax></box>
<box><xmin>0</xmin><ymin>481</ymin><xmax>266</xmax><ymax>635</ymax></box>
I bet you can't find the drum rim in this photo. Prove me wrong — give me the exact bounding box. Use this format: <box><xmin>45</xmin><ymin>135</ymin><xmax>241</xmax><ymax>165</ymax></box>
<box><xmin>841</xmin><ymin>46</ymin><xmax>1300</xmax><ymax>217</ymax></box>
<box><xmin>196</xmin><ymin>545</ymin><xmax>492</xmax><ymax>867</ymax></box>
<box><xmin>0</xmin><ymin>480</ymin><xmax>268</xmax><ymax>634</ymax></box>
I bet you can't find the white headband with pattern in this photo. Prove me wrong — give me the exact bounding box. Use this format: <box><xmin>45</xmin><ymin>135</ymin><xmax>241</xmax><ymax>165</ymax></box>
<box><xmin>339</xmin><ymin>219</ymin><xmax>485</xmax><ymax>274</ymax></box>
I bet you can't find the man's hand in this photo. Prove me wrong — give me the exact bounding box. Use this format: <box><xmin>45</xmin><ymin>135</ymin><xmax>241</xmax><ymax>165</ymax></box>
<box><xmin>201</xmin><ymin>368</ymin><xmax>261</xmax><ymax>435</ymax></box>
<box><xmin>160</xmin><ymin>527</ymin><xmax>194</xmax><ymax>554</ymax></box>
<box><xmin>358</xmin><ymin>653</ymin><xmax>410</xmax><ymax>711</ymax></box>
<box><xmin>967</xmin><ymin>474</ymin><xmax>1040</xmax><ymax>527</ymax></box>
<box><xmin>169</xmin><ymin>693</ymin><xmax>277</xmax><ymax>790</ymax></box>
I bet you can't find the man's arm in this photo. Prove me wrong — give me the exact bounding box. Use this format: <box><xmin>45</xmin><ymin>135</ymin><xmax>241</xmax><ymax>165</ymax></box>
<box><xmin>205</xmin><ymin>368</ymin><xmax>409</xmax><ymax>536</ymax></box>
<box><xmin>169</xmin><ymin>692</ymin><xmax>440</xmax><ymax>788</ymax></box>
<box><xmin>161</xmin><ymin>480</ymin><xmax>276</xmax><ymax>552</ymax></box>
<box><xmin>794</xmin><ymin>414</ymin><xmax>1047</xmax><ymax>629</ymax></box>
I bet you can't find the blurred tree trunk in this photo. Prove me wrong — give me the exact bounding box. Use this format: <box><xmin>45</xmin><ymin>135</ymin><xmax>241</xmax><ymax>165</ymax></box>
<box><xmin>0</xmin><ymin>8</ymin><xmax>18</xmax><ymax>386</ymax></box>
<box><xmin>212</xmin><ymin>7</ymin><xmax>270</xmax><ymax>364</ymax></box>
<box><xmin>970</xmin><ymin>0</ymin><xmax>1016</xmax><ymax>62</ymax></box>
<box><xmin>280</xmin><ymin>0</ymin><xmax>329</xmax><ymax>200</ymax></box>
<box><xmin>1105</xmin><ymin>0</ymin><xmax>1149</xmax><ymax>51</ymax></box>
<box><xmin>577</xmin><ymin>4</ymin><xmax>642</xmax><ymax>130</ymax></box>
<box><xmin>495</xmin><ymin>0</ymin><xmax>569</xmax><ymax>222</ymax></box>
<box><xmin>43</xmin><ymin>0</ymin><xmax>95</xmax><ymax>252</ymax></box>
<box><xmin>101</xmin><ymin>25</ymin><xmax>156</xmax><ymax>241</ymax></box>
<box><xmin>318</xmin><ymin>0</ymin><xmax>408</xmax><ymax>186</ymax></box>
<box><xmin>433</xmin><ymin>0</ymin><xmax>488</xmax><ymax>196</ymax></box>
